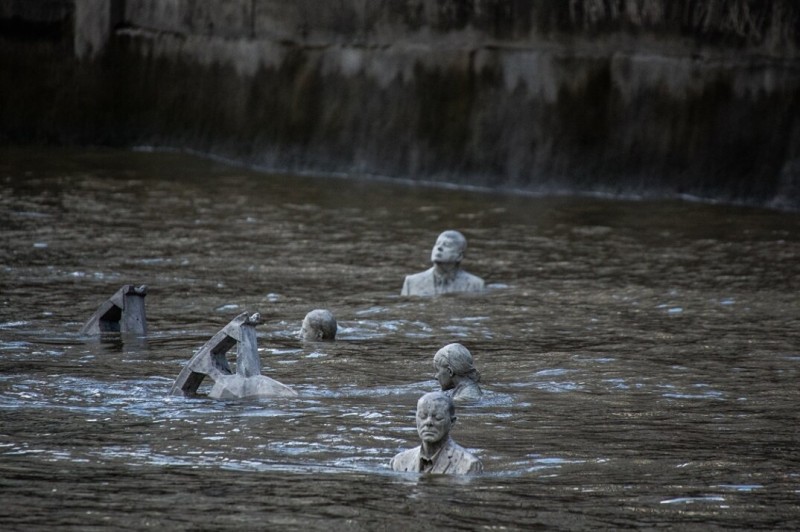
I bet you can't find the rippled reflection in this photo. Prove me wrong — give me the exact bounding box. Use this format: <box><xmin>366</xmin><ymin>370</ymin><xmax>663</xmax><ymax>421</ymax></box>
<box><xmin>0</xmin><ymin>147</ymin><xmax>798</xmax><ymax>529</ymax></box>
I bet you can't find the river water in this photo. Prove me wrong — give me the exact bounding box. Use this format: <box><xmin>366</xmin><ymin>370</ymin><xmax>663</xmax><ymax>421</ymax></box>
<box><xmin>1</xmin><ymin>147</ymin><xmax>798</xmax><ymax>530</ymax></box>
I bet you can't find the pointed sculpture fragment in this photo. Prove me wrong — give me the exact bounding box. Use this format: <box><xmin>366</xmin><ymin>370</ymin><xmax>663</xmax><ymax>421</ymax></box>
<box><xmin>169</xmin><ymin>312</ymin><xmax>296</xmax><ymax>399</ymax></box>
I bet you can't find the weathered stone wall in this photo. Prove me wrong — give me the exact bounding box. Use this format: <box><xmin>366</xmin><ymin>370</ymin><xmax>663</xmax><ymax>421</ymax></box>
<box><xmin>118</xmin><ymin>0</ymin><xmax>800</xmax><ymax>53</ymax></box>
<box><xmin>1</xmin><ymin>0</ymin><xmax>799</xmax><ymax>208</ymax></box>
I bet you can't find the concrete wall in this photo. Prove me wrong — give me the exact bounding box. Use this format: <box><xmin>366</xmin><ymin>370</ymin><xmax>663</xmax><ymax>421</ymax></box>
<box><xmin>119</xmin><ymin>0</ymin><xmax>800</xmax><ymax>53</ymax></box>
<box><xmin>1</xmin><ymin>0</ymin><xmax>799</xmax><ymax>209</ymax></box>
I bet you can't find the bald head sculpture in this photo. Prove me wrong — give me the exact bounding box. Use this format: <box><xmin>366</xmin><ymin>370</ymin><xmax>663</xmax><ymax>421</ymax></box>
<box><xmin>300</xmin><ymin>309</ymin><xmax>337</xmax><ymax>341</ymax></box>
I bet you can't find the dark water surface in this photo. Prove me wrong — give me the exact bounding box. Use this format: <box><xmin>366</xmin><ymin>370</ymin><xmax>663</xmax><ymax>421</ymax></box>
<box><xmin>1</xmin><ymin>147</ymin><xmax>798</xmax><ymax>530</ymax></box>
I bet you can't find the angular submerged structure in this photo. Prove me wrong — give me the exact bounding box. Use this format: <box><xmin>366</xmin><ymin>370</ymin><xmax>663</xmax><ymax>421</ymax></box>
<box><xmin>170</xmin><ymin>312</ymin><xmax>296</xmax><ymax>399</ymax></box>
<box><xmin>80</xmin><ymin>284</ymin><xmax>148</xmax><ymax>336</ymax></box>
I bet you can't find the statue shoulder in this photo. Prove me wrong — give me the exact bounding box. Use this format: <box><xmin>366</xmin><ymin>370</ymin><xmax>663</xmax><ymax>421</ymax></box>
<box><xmin>452</xmin><ymin>381</ymin><xmax>483</xmax><ymax>402</ymax></box>
<box><xmin>445</xmin><ymin>439</ymin><xmax>484</xmax><ymax>474</ymax></box>
<box><xmin>405</xmin><ymin>268</ymin><xmax>434</xmax><ymax>282</ymax></box>
<box><xmin>390</xmin><ymin>446</ymin><xmax>420</xmax><ymax>472</ymax></box>
<box><xmin>457</xmin><ymin>270</ymin><xmax>485</xmax><ymax>291</ymax></box>
<box><xmin>402</xmin><ymin>268</ymin><xmax>436</xmax><ymax>296</ymax></box>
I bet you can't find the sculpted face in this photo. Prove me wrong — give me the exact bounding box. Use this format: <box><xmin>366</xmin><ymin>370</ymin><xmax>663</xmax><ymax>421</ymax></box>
<box><xmin>416</xmin><ymin>395</ymin><xmax>454</xmax><ymax>444</ymax></box>
<box><xmin>430</xmin><ymin>231</ymin><xmax>465</xmax><ymax>264</ymax></box>
<box><xmin>300</xmin><ymin>318</ymin><xmax>319</xmax><ymax>341</ymax></box>
<box><xmin>434</xmin><ymin>360</ymin><xmax>455</xmax><ymax>391</ymax></box>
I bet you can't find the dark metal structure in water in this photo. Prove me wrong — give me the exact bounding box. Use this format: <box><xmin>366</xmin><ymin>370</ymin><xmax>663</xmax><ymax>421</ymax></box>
<box><xmin>79</xmin><ymin>284</ymin><xmax>148</xmax><ymax>335</ymax></box>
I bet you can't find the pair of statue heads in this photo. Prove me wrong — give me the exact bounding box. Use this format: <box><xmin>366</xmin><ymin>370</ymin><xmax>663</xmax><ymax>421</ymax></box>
<box><xmin>388</xmin><ymin>343</ymin><xmax>484</xmax><ymax>475</ymax></box>
<box><xmin>280</xmin><ymin>231</ymin><xmax>484</xmax><ymax>339</ymax></box>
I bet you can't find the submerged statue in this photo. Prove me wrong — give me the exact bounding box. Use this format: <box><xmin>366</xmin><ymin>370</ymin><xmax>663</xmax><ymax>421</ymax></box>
<box><xmin>390</xmin><ymin>391</ymin><xmax>483</xmax><ymax>475</ymax></box>
<box><xmin>433</xmin><ymin>343</ymin><xmax>483</xmax><ymax>402</ymax></box>
<box><xmin>401</xmin><ymin>230</ymin><xmax>484</xmax><ymax>296</ymax></box>
<box><xmin>80</xmin><ymin>284</ymin><xmax>148</xmax><ymax>335</ymax></box>
<box><xmin>169</xmin><ymin>312</ymin><xmax>296</xmax><ymax>399</ymax></box>
<box><xmin>300</xmin><ymin>309</ymin><xmax>337</xmax><ymax>341</ymax></box>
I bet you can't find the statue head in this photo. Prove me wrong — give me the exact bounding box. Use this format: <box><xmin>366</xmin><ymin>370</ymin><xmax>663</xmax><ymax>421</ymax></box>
<box><xmin>430</xmin><ymin>230</ymin><xmax>467</xmax><ymax>265</ymax></box>
<box><xmin>300</xmin><ymin>309</ymin><xmax>337</xmax><ymax>341</ymax></box>
<box><xmin>415</xmin><ymin>391</ymin><xmax>456</xmax><ymax>444</ymax></box>
<box><xmin>433</xmin><ymin>343</ymin><xmax>481</xmax><ymax>390</ymax></box>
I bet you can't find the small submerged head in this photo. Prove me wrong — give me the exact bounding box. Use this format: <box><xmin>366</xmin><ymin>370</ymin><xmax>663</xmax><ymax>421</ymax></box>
<box><xmin>430</xmin><ymin>230</ymin><xmax>467</xmax><ymax>265</ymax></box>
<box><xmin>300</xmin><ymin>309</ymin><xmax>337</xmax><ymax>341</ymax></box>
<box><xmin>415</xmin><ymin>391</ymin><xmax>456</xmax><ymax>444</ymax></box>
<box><xmin>433</xmin><ymin>343</ymin><xmax>481</xmax><ymax>390</ymax></box>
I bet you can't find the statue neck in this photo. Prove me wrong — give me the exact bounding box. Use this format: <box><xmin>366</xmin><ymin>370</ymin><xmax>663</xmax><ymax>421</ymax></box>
<box><xmin>451</xmin><ymin>376</ymin><xmax>471</xmax><ymax>391</ymax></box>
<box><xmin>420</xmin><ymin>436</ymin><xmax>449</xmax><ymax>459</ymax></box>
<box><xmin>433</xmin><ymin>262</ymin><xmax>460</xmax><ymax>283</ymax></box>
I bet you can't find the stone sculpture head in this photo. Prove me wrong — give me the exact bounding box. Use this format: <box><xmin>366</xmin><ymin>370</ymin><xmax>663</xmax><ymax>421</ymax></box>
<box><xmin>300</xmin><ymin>309</ymin><xmax>337</xmax><ymax>341</ymax></box>
<box><xmin>430</xmin><ymin>230</ymin><xmax>467</xmax><ymax>265</ymax></box>
<box><xmin>433</xmin><ymin>343</ymin><xmax>481</xmax><ymax>391</ymax></box>
<box><xmin>415</xmin><ymin>391</ymin><xmax>456</xmax><ymax>445</ymax></box>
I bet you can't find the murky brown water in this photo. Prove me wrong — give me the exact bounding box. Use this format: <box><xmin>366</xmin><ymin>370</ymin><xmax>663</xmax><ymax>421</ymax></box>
<box><xmin>1</xmin><ymin>147</ymin><xmax>798</xmax><ymax>530</ymax></box>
